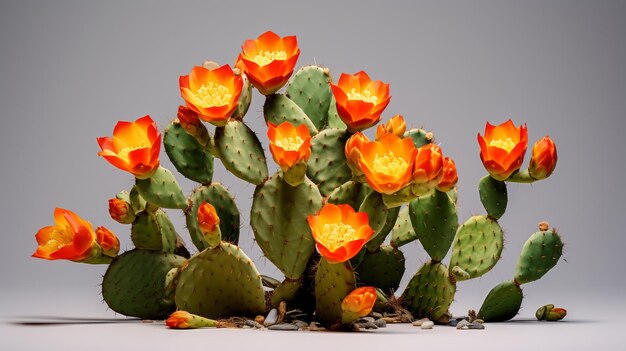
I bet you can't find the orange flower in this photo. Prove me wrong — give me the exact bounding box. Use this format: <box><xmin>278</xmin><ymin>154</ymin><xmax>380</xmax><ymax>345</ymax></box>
<box><xmin>198</xmin><ymin>202</ymin><xmax>220</xmax><ymax>234</ymax></box>
<box><xmin>307</xmin><ymin>204</ymin><xmax>374</xmax><ymax>264</ymax></box>
<box><xmin>436</xmin><ymin>157</ymin><xmax>458</xmax><ymax>192</ymax></box>
<box><xmin>341</xmin><ymin>286</ymin><xmax>377</xmax><ymax>318</ymax></box>
<box><xmin>32</xmin><ymin>208</ymin><xmax>97</xmax><ymax>261</ymax></box>
<box><xmin>358</xmin><ymin>133</ymin><xmax>417</xmax><ymax>194</ymax></box>
<box><xmin>344</xmin><ymin>132</ymin><xmax>369</xmax><ymax>173</ymax></box>
<box><xmin>95</xmin><ymin>226</ymin><xmax>120</xmax><ymax>257</ymax></box>
<box><xmin>239</xmin><ymin>31</ymin><xmax>300</xmax><ymax>95</ymax></box>
<box><xmin>179</xmin><ymin>65</ymin><xmax>243</xmax><ymax>126</ymax></box>
<box><xmin>166</xmin><ymin>310</ymin><xmax>219</xmax><ymax>329</ymax></box>
<box><xmin>376</xmin><ymin>115</ymin><xmax>406</xmax><ymax>140</ymax></box>
<box><xmin>477</xmin><ymin>120</ymin><xmax>528</xmax><ymax>181</ymax></box>
<box><xmin>267</xmin><ymin>121</ymin><xmax>311</xmax><ymax>170</ymax></box>
<box><xmin>330</xmin><ymin>71</ymin><xmax>391</xmax><ymax>132</ymax></box>
<box><xmin>529</xmin><ymin>136</ymin><xmax>557</xmax><ymax>180</ymax></box>
<box><xmin>413</xmin><ymin>144</ymin><xmax>444</xmax><ymax>187</ymax></box>
<box><xmin>97</xmin><ymin>115</ymin><xmax>161</xmax><ymax>179</ymax></box>
<box><xmin>108</xmin><ymin>197</ymin><xmax>134</xmax><ymax>224</ymax></box>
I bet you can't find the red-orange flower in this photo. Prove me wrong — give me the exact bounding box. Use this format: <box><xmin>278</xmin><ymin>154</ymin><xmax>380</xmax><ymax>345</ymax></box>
<box><xmin>330</xmin><ymin>71</ymin><xmax>391</xmax><ymax>132</ymax></box>
<box><xmin>341</xmin><ymin>287</ymin><xmax>377</xmax><ymax>318</ymax></box>
<box><xmin>267</xmin><ymin>121</ymin><xmax>311</xmax><ymax>170</ymax></box>
<box><xmin>344</xmin><ymin>132</ymin><xmax>369</xmax><ymax>173</ymax></box>
<box><xmin>239</xmin><ymin>31</ymin><xmax>300</xmax><ymax>95</ymax></box>
<box><xmin>97</xmin><ymin>115</ymin><xmax>161</xmax><ymax>179</ymax></box>
<box><xmin>198</xmin><ymin>202</ymin><xmax>220</xmax><ymax>234</ymax></box>
<box><xmin>529</xmin><ymin>136</ymin><xmax>557</xmax><ymax>180</ymax></box>
<box><xmin>358</xmin><ymin>133</ymin><xmax>417</xmax><ymax>194</ymax></box>
<box><xmin>166</xmin><ymin>310</ymin><xmax>218</xmax><ymax>329</ymax></box>
<box><xmin>179</xmin><ymin>65</ymin><xmax>243</xmax><ymax>126</ymax></box>
<box><xmin>478</xmin><ymin>120</ymin><xmax>528</xmax><ymax>181</ymax></box>
<box><xmin>95</xmin><ymin>226</ymin><xmax>120</xmax><ymax>257</ymax></box>
<box><xmin>307</xmin><ymin>204</ymin><xmax>374</xmax><ymax>264</ymax></box>
<box><xmin>376</xmin><ymin>115</ymin><xmax>406</xmax><ymax>140</ymax></box>
<box><xmin>108</xmin><ymin>197</ymin><xmax>134</xmax><ymax>224</ymax></box>
<box><xmin>436</xmin><ymin>157</ymin><xmax>458</xmax><ymax>192</ymax></box>
<box><xmin>413</xmin><ymin>144</ymin><xmax>444</xmax><ymax>187</ymax></box>
<box><xmin>32</xmin><ymin>208</ymin><xmax>97</xmax><ymax>261</ymax></box>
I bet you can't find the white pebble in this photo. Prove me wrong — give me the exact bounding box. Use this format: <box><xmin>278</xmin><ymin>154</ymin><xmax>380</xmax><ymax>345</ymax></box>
<box><xmin>421</xmin><ymin>321</ymin><xmax>434</xmax><ymax>329</ymax></box>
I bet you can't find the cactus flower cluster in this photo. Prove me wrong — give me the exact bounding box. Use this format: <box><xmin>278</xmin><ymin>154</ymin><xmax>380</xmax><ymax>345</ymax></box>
<box><xmin>32</xmin><ymin>30</ymin><xmax>565</xmax><ymax>329</ymax></box>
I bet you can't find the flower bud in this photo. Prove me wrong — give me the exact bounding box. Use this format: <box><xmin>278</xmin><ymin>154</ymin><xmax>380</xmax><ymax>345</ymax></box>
<box><xmin>436</xmin><ymin>157</ymin><xmax>458</xmax><ymax>192</ymax></box>
<box><xmin>108</xmin><ymin>198</ymin><xmax>135</xmax><ymax>224</ymax></box>
<box><xmin>198</xmin><ymin>202</ymin><xmax>221</xmax><ymax>248</ymax></box>
<box><xmin>95</xmin><ymin>226</ymin><xmax>120</xmax><ymax>258</ymax></box>
<box><xmin>166</xmin><ymin>310</ymin><xmax>219</xmax><ymax>329</ymax></box>
<box><xmin>529</xmin><ymin>136</ymin><xmax>557</xmax><ymax>180</ymax></box>
<box><xmin>376</xmin><ymin>115</ymin><xmax>406</xmax><ymax>140</ymax></box>
<box><xmin>341</xmin><ymin>287</ymin><xmax>377</xmax><ymax>324</ymax></box>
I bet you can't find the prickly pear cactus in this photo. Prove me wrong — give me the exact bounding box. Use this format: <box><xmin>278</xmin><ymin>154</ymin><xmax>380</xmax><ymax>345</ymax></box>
<box><xmin>306</xmin><ymin>129</ymin><xmax>352</xmax><ymax>196</ymax></box>
<box><xmin>355</xmin><ymin>245</ymin><xmax>405</xmax><ymax>294</ymax></box>
<box><xmin>478</xmin><ymin>280</ymin><xmax>523</xmax><ymax>322</ymax></box>
<box><xmin>514</xmin><ymin>228</ymin><xmax>564</xmax><ymax>284</ymax></box>
<box><xmin>214</xmin><ymin>120</ymin><xmax>268</xmax><ymax>185</ymax></box>
<box><xmin>163</xmin><ymin>121</ymin><xmax>213</xmax><ymax>184</ymax></box>
<box><xmin>409</xmin><ymin>189</ymin><xmax>458</xmax><ymax>262</ymax></box>
<box><xmin>315</xmin><ymin>259</ymin><xmax>356</xmax><ymax>325</ymax></box>
<box><xmin>402</xmin><ymin>262</ymin><xmax>456</xmax><ymax>321</ymax></box>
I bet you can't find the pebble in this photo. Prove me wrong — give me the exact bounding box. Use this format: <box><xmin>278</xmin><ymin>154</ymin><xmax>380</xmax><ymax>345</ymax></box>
<box><xmin>268</xmin><ymin>323</ymin><xmax>299</xmax><ymax>331</ymax></box>
<box><xmin>245</xmin><ymin>319</ymin><xmax>264</xmax><ymax>328</ymax></box>
<box><xmin>456</xmin><ymin>320</ymin><xmax>471</xmax><ymax>329</ymax></box>
<box><xmin>255</xmin><ymin>315</ymin><xmax>265</xmax><ymax>324</ymax></box>
<box><xmin>420</xmin><ymin>321</ymin><xmax>434</xmax><ymax>329</ymax></box>
<box><xmin>142</xmin><ymin>320</ymin><xmax>154</xmax><ymax>323</ymax></box>
<box><xmin>263</xmin><ymin>308</ymin><xmax>278</xmax><ymax>326</ymax></box>
<box><xmin>309</xmin><ymin>322</ymin><xmax>325</xmax><ymax>331</ymax></box>
<box><xmin>466</xmin><ymin>322</ymin><xmax>485</xmax><ymax>330</ymax></box>
<box><xmin>374</xmin><ymin>319</ymin><xmax>387</xmax><ymax>328</ymax></box>
<box><xmin>293</xmin><ymin>320</ymin><xmax>308</xmax><ymax>329</ymax></box>
<box><xmin>474</xmin><ymin>319</ymin><xmax>484</xmax><ymax>324</ymax></box>
<box><xmin>370</xmin><ymin>312</ymin><xmax>383</xmax><ymax>319</ymax></box>
<box><xmin>277</xmin><ymin>301</ymin><xmax>287</xmax><ymax>324</ymax></box>
<box><xmin>355</xmin><ymin>317</ymin><xmax>378</xmax><ymax>329</ymax></box>
<box><xmin>448</xmin><ymin>319</ymin><xmax>459</xmax><ymax>327</ymax></box>
<box><xmin>357</xmin><ymin>317</ymin><xmax>375</xmax><ymax>323</ymax></box>
<box><xmin>412</xmin><ymin>318</ymin><xmax>430</xmax><ymax>326</ymax></box>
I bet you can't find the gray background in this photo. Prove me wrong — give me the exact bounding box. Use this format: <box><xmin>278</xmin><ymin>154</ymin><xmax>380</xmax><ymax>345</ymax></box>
<box><xmin>1</xmin><ymin>0</ymin><xmax>625</xmax><ymax>348</ymax></box>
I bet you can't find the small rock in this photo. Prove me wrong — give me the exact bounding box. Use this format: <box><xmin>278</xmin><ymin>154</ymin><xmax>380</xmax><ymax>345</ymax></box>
<box><xmin>286</xmin><ymin>309</ymin><xmax>304</xmax><ymax>316</ymax></box>
<box><xmin>277</xmin><ymin>301</ymin><xmax>287</xmax><ymax>324</ymax></box>
<box><xmin>420</xmin><ymin>321</ymin><xmax>434</xmax><ymax>329</ymax></box>
<box><xmin>448</xmin><ymin>319</ymin><xmax>459</xmax><ymax>327</ymax></box>
<box><xmin>309</xmin><ymin>322</ymin><xmax>325</xmax><ymax>331</ymax></box>
<box><xmin>245</xmin><ymin>319</ymin><xmax>263</xmax><ymax>328</ymax></box>
<box><xmin>474</xmin><ymin>319</ymin><xmax>484</xmax><ymax>324</ymax></box>
<box><xmin>412</xmin><ymin>318</ymin><xmax>430</xmax><ymax>326</ymax></box>
<box><xmin>456</xmin><ymin>320</ymin><xmax>471</xmax><ymax>329</ymax></box>
<box><xmin>293</xmin><ymin>320</ymin><xmax>308</xmax><ymax>329</ymax></box>
<box><xmin>466</xmin><ymin>322</ymin><xmax>485</xmax><ymax>330</ymax></box>
<box><xmin>142</xmin><ymin>320</ymin><xmax>154</xmax><ymax>323</ymax></box>
<box><xmin>255</xmin><ymin>315</ymin><xmax>265</xmax><ymax>324</ymax></box>
<box><xmin>268</xmin><ymin>323</ymin><xmax>299</xmax><ymax>331</ymax></box>
<box><xmin>263</xmin><ymin>308</ymin><xmax>278</xmax><ymax>326</ymax></box>
<box><xmin>374</xmin><ymin>319</ymin><xmax>387</xmax><ymax>328</ymax></box>
<box><xmin>370</xmin><ymin>312</ymin><xmax>383</xmax><ymax>319</ymax></box>
<box><xmin>357</xmin><ymin>317</ymin><xmax>375</xmax><ymax>323</ymax></box>
<box><xmin>383</xmin><ymin>317</ymin><xmax>401</xmax><ymax>323</ymax></box>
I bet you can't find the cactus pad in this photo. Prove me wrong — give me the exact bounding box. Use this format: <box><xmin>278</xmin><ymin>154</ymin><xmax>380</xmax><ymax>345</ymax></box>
<box><xmin>285</xmin><ymin>65</ymin><xmax>333</xmax><ymax>130</ymax></box>
<box><xmin>390</xmin><ymin>206</ymin><xmax>418</xmax><ymax>248</ymax></box>
<box><xmin>404</xmin><ymin>128</ymin><xmax>432</xmax><ymax>148</ymax></box>
<box><xmin>365</xmin><ymin>205</ymin><xmax>400</xmax><ymax>251</ymax></box>
<box><xmin>163</xmin><ymin>121</ymin><xmax>213</xmax><ymax>184</ymax></box>
<box><xmin>263</xmin><ymin>94</ymin><xmax>318</xmax><ymax>135</ymax></box>
<box><xmin>315</xmin><ymin>259</ymin><xmax>356</xmax><ymax>325</ymax></box>
<box><xmin>359</xmin><ymin>191</ymin><xmax>389</xmax><ymax>245</ymax></box>
<box><xmin>327</xmin><ymin>180</ymin><xmax>371</xmax><ymax>210</ymax></box>
<box><xmin>174</xmin><ymin>242</ymin><xmax>266</xmax><ymax>319</ymax></box>
<box><xmin>514</xmin><ymin>229</ymin><xmax>564</xmax><ymax>284</ymax></box>
<box><xmin>102</xmin><ymin>249</ymin><xmax>186</xmax><ymax>319</ymax></box>
<box><xmin>185</xmin><ymin>183</ymin><xmax>240</xmax><ymax>251</ymax></box>
<box><xmin>326</xmin><ymin>94</ymin><xmax>347</xmax><ymax>130</ymax></box>
<box><xmin>214</xmin><ymin>120</ymin><xmax>268</xmax><ymax>185</ymax></box>
<box><xmin>135</xmin><ymin>167</ymin><xmax>187</xmax><ymax>209</ymax></box>
<box><xmin>251</xmin><ymin>173</ymin><xmax>322</xmax><ymax>279</ymax></box>
<box><xmin>409</xmin><ymin>190</ymin><xmax>458</xmax><ymax>262</ymax></box>
<box><xmin>449</xmin><ymin>215</ymin><xmax>504</xmax><ymax>281</ymax></box>
<box><xmin>478</xmin><ymin>280</ymin><xmax>523</xmax><ymax>322</ymax></box>
<box><xmin>479</xmin><ymin>175</ymin><xmax>508</xmax><ymax>219</ymax></box>
<box><xmin>306</xmin><ymin>128</ymin><xmax>352</xmax><ymax>196</ymax></box>
<box><xmin>130</xmin><ymin>210</ymin><xmax>177</xmax><ymax>253</ymax></box>
<box><xmin>402</xmin><ymin>262</ymin><xmax>456</xmax><ymax>320</ymax></box>
<box><xmin>355</xmin><ymin>245</ymin><xmax>405</xmax><ymax>295</ymax></box>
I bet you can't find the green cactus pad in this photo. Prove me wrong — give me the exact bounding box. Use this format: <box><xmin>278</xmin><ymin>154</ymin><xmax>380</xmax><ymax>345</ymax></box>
<box><xmin>285</xmin><ymin>65</ymin><xmax>333</xmax><ymax>130</ymax></box>
<box><xmin>315</xmin><ymin>259</ymin><xmax>356</xmax><ymax>325</ymax></box>
<box><xmin>327</xmin><ymin>180</ymin><xmax>371</xmax><ymax>210</ymax></box>
<box><xmin>163</xmin><ymin>121</ymin><xmax>214</xmax><ymax>184</ymax></box>
<box><xmin>306</xmin><ymin>128</ymin><xmax>352</xmax><ymax>196</ymax></box>
<box><xmin>263</xmin><ymin>94</ymin><xmax>318</xmax><ymax>135</ymax></box>
<box><xmin>514</xmin><ymin>229</ymin><xmax>564</xmax><ymax>284</ymax></box>
<box><xmin>478</xmin><ymin>280</ymin><xmax>523</xmax><ymax>322</ymax></box>
<box><xmin>135</xmin><ymin>167</ymin><xmax>187</xmax><ymax>209</ymax></box>
<box><xmin>402</xmin><ymin>261</ymin><xmax>456</xmax><ymax>320</ymax></box>
<box><xmin>355</xmin><ymin>246</ymin><xmax>405</xmax><ymax>295</ymax></box>
<box><xmin>270</xmin><ymin>279</ymin><xmax>302</xmax><ymax>307</ymax></box>
<box><xmin>102</xmin><ymin>249</ymin><xmax>186</xmax><ymax>319</ymax></box>
<box><xmin>232</xmin><ymin>73</ymin><xmax>252</xmax><ymax>118</ymax></box>
<box><xmin>365</xmin><ymin>206</ymin><xmax>400</xmax><ymax>251</ymax></box>
<box><xmin>359</xmin><ymin>191</ymin><xmax>389</xmax><ymax>245</ymax></box>
<box><xmin>251</xmin><ymin>173</ymin><xmax>322</xmax><ymax>279</ymax></box>
<box><xmin>449</xmin><ymin>215</ymin><xmax>504</xmax><ymax>281</ymax></box>
<box><xmin>326</xmin><ymin>94</ymin><xmax>347</xmax><ymax>130</ymax></box>
<box><xmin>129</xmin><ymin>186</ymin><xmax>147</xmax><ymax>214</ymax></box>
<box><xmin>130</xmin><ymin>210</ymin><xmax>177</xmax><ymax>253</ymax></box>
<box><xmin>185</xmin><ymin>183</ymin><xmax>240</xmax><ymax>251</ymax></box>
<box><xmin>409</xmin><ymin>190</ymin><xmax>458</xmax><ymax>262</ymax></box>
<box><xmin>404</xmin><ymin>128</ymin><xmax>433</xmax><ymax>148</ymax></box>
<box><xmin>214</xmin><ymin>120</ymin><xmax>268</xmax><ymax>185</ymax></box>
<box><xmin>479</xmin><ymin>175</ymin><xmax>508</xmax><ymax>219</ymax></box>
<box><xmin>390</xmin><ymin>206</ymin><xmax>418</xmax><ymax>248</ymax></box>
<box><xmin>174</xmin><ymin>242</ymin><xmax>266</xmax><ymax>319</ymax></box>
